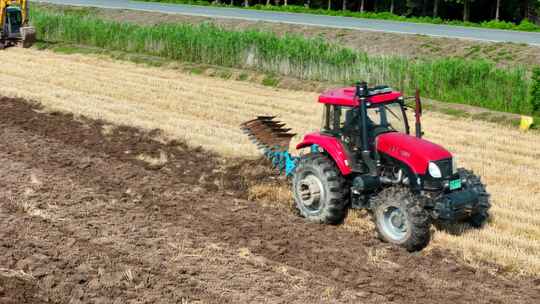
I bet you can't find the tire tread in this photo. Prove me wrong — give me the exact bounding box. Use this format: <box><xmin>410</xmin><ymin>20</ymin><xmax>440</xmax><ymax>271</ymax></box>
<box><xmin>292</xmin><ymin>153</ymin><xmax>348</xmax><ymax>224</ymax></box>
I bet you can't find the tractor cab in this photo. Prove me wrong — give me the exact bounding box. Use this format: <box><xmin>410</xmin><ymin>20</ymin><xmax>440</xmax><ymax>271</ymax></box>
<box><xmin>318</xmin><ymin>84</ymin><xmax>414</xmax><ymax>174</ymax></box>
<box><xmin>319</xmin><ymin>86</ymin><xmax>410</xmax><ymax>149</ymax></box>
<box><xmin>4</xmin><ymin>6</ymin><xmax>23</xmax><ymax>38</ymax></box>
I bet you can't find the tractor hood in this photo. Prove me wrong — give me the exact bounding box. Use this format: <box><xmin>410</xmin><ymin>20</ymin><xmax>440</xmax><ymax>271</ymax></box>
<box><xmin>376</xmin><ymin>132</ymin><xmax>452</xmax><ymax>175</ymax></box>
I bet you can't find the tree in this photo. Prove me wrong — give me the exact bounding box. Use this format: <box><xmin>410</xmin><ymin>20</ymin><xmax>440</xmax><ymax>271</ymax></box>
<box><xmin>390</xmin><ymin>0</ymin><xmax>395</xmax><ymax>14</ymax></box>
<box><xmin>343</xmin><ymin>0</ymin><xmax>347</xmax><ymax>11</ymax></box>
<box><xmin>464</xmin><ymin>0</ymin><xmax>470</xmax><ymax>21</ymax></box>
<box><xmin>360</xmin><ymin>0</ymin><xmax>365</xmax><ymax>13</ymax></box>
<box><xmin>495</xmin><ymin>0</ymin><xmax>501</xmax><ymax>20</ymax></box>
<box><xmin>447</xmin><ymin>0</ymin><xmax>475</xmax><ymax>22</ymax></box>
<box><xmin>406</xmin><ymin>0</ymin><xmax>423</xmax><ymax>15</ymax></box>
<box><xmin>433</xmin><ymin>0</ymin><xmax>440</xmax><ymax>17</ymax></box>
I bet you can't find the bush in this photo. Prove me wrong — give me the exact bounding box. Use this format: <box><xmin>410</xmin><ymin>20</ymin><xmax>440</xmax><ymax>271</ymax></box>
<box><xmin>516</xmin><ymin>20</ymin><xmax>539</xmax><ymax>32</ymax></box>
<box><xmin>481</xmin><ymin>20</ymin><xmax>516</xmax><ymax>30</ymax></box>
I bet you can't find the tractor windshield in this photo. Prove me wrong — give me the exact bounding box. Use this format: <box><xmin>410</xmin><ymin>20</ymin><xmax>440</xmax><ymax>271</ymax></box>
<box><xmin>367</xmin><ymin>102</ymin><xmax>408</xmax><ymax>134</ymax></box>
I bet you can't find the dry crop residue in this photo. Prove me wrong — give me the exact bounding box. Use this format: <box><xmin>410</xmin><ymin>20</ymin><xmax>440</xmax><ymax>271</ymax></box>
<box><xmin>1</xmin><ymin>48</ymin><xmax>540</xmax><ymax>275</ymax></box>
<box><xmin>1</xmin><ymin>97</ymin><xmax>539</xmax><ymax>303</ymax></box>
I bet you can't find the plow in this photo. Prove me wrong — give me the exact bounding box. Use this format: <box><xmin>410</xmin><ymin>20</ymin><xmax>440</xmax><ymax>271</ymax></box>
<box><xmin>241</xmin><ymin>116</ymin><xmax>298</xmax><ymax>176</ymax></box>
<box><xmin>241</xmin><ymin>82</ymin><xmax>491</xmax><ymax>251</ymax></box>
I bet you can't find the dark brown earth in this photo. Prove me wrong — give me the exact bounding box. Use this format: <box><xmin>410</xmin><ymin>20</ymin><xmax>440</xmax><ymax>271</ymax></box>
<box><xmin>36</xmin><ymin>3</ymin><xmax>540</xmax><ymax>68</ymax></box>
<box><xmin>1</xmin><ymin>97</ymin><xmax>539</xmax><ymax>303</ymax></box>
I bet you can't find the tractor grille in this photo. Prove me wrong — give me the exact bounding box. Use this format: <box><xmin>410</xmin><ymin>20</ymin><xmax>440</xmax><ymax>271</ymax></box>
<box><xmin>435</xmin><ymin>158</ymin><xmax>453</xmax><ymax>179</ymax></box>
<box><xmin>423</xmin><ymin>158</ymin><xmax>453</xmax><ymax>190</ymax></box>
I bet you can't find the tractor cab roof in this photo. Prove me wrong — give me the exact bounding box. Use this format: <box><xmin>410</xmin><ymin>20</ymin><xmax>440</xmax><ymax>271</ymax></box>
<box><xmin>318</xmin><ymin>86</ymin><xmax>402</xmax><ymax>107</ymax></box>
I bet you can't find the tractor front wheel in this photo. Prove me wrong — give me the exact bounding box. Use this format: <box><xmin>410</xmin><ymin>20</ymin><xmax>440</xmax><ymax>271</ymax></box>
<box><xmin>372</xmin><ymin>187</ymin><xmax>431</xmax><ymax>251</ymax></box>
<box><xmin>458</xmin><ymin>168</ymin><xmax>491</xmax><ymax>228</ymax></box>
<box><xmin>292</xmin><ymin>153</ymin><xmax>348</xmax><ymax>224</ymax></box>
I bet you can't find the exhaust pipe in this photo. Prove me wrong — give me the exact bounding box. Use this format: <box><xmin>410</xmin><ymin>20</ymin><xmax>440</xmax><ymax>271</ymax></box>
<box><xmin>415</xmin><ymin>89</ymin><xmax>423</xmax><ymax>139</ymax></box>
<box><xmin>356</xmin><ymin>82</ymin><xmax>377</xmax><ymax>175</ymax></box>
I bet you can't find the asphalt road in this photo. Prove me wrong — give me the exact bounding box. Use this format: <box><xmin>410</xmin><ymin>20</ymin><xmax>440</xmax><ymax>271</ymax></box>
<box><xmin>36</xmin><ymin>0</ymin><xmax>540</xmax><ymax>46</ymax></box>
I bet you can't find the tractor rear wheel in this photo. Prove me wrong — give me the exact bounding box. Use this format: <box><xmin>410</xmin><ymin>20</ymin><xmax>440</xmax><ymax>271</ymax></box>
<box><xmin>458</xmin><ymin>168</ymin><xmax>491</xmax><ymax>227</ymax></box>
<box><xmin>372</xmin><ymin>187</ymin><xmax>431</xmax><ymax>251</ymax></box>
<box><xmin>292</xmin><ymin>153</ymin><xmax>348</xmax><ymax>224</ymax></box>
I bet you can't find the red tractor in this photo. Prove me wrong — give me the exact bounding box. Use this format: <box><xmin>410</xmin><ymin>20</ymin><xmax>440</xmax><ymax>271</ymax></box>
<box><xmin>242</xmin><ymin>82</ymin><xmax>490</xmax><ymax>251</ymax></box>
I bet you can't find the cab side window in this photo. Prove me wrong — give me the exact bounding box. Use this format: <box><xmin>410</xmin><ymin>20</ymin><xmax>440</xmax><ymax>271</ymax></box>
<box><xmin>322</xmin><ymin>105</ymin><xmax>350</xmax><ymax>132</ymax></box>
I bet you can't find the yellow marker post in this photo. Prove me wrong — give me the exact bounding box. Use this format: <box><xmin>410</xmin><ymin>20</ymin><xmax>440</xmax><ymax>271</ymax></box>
<box><xmin>520</xmin><ymin>116</ymin><xmax>534</xmax><ymax>131</ymax></box>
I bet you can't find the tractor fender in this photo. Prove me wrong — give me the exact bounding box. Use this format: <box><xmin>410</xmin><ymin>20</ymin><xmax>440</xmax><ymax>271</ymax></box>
<box><xmin>296</xmin><ymin>132</ymin><xmax>353</xmax><ymax>176</ymax></box>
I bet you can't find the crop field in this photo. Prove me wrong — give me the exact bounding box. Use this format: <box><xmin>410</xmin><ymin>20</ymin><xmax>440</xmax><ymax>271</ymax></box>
<box><xmin>1</xmin><ymin>46</ymin><xmax>540</xmax><ymax>287</ymax></box>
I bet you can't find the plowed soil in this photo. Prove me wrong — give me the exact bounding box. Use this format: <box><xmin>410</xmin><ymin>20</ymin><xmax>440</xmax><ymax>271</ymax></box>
<box><xmin>1</xmin><ymin>97</ymin><xmax>539</xmax><ymax>303</ymax></box>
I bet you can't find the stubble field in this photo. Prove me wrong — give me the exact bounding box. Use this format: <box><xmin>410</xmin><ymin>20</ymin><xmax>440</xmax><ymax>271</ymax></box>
<box><xmin>1</xmin><ymin>47</ymin><xmax>539</xmax><ymax>281</ymax></box>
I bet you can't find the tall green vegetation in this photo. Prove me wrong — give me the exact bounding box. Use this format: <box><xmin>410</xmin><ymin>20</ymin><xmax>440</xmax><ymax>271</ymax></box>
<box><xmin>32</xmin><ymin>9</ymin><xmax>533</xmax><ymax>115</ymax></box>
<box><xmin>530</xmin><ymin>67</ymin><xmax>540</xmax><ymax>114</ymax></box>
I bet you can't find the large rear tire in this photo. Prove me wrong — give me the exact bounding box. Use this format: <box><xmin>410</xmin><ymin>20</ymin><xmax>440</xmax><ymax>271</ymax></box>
<box><xmin>292</xmin><ymin>153</ymin><xmax>348</xmax><ymax>224</ymax></box>
<box><xmin>458</xmin><ymin>168</ymin><xmax>491</xmax><ymax>227</ymax></box>
<box><xmin>372</xmin><ymin>187</ymin><xmax>431</xmax><ymax>251</ymax></box>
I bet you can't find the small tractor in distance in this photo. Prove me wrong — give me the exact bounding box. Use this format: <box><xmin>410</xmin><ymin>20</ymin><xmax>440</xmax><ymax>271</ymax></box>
<box><xmin>0</xmin><ymin>0</ymin><xmax>35</xmax><ymax>49</ymax></box>
<box><xmin>241</xmin><ymin>82</ymin><xmax>490</xmax><ymax>251</ymax></box>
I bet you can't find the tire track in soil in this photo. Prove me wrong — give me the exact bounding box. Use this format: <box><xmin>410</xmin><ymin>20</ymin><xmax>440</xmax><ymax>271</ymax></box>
<box><xmin>0</xmin><ymin>97</ymin><xmax>539</xmax><ymax>303</ymax></box>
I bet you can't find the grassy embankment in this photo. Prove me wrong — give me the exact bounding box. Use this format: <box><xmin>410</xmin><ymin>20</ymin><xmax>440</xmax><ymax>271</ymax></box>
<box><xmin>31</xmin><ymin>8</ymin><xmax>539</xmax><ymax>118</ymax></box>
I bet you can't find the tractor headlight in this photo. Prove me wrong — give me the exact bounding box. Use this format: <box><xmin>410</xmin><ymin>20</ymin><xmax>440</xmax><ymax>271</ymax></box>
<box><xmin>428</xmin><ymin>162</ymin><xmax>442</xmax><ymax>179</ymax></box>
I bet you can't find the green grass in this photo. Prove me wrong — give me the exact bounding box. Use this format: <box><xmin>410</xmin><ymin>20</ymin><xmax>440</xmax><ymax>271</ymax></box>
<box><xmin>139</xmin><ymin>1</ymin><xmax>540</xmax><ymax>33</ymax></box>
<box><xmin>262</xmin><ymin>74</ymin><xmax>280</xmax><ymax>87</ymax></box>
<box><xmin>31</xmin><ymin>8</ymin><xmax>536</xmax><ymax>115</ymax></box>
<box><xmin>190</xmin><ymin>67</ymin><xmax>204</xmax><ymax>75</ymax></box>
<box><xmin>439</xmin><ymin>107</ymin><xmax>471</xmax><ymax>118</ymax></box>
<box><xmin>530</xmin><ymin>67</ymin><xmax>540</xmax><ymax>113</ymax></box>
<box><xmin>238</xmin><ymin>72</ymin><xmax>249</xmax><ymax>81</ymax></box>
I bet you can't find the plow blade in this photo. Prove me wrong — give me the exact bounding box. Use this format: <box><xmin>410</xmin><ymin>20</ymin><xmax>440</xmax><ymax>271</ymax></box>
<box><xmin>240</xmin><ymin>116</ymin><xmax>298</xmax><ymax>176</ymax></box>
<box><xmin>240</xmin><ymin>116</ymin><xmax>296</xmax><ymax>152</ymax></box>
